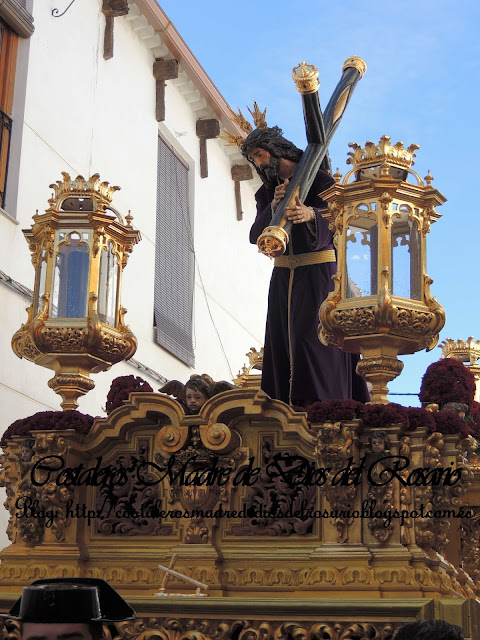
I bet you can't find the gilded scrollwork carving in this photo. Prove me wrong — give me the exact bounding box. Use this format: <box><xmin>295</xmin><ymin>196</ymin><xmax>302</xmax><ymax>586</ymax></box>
<box><xmin>398</xmin><ymin>436</ymin><xmax>413</xmax><ymax>545</ymax></box>
<box><xmin>185</xmin><ymin>518</ymin><xmax>209</xmax><ymax>544</ymax></box>
<box><xmin>110</xmin><ymin>617</ymin><xmax>396</xmax><ymax>640</ymax></box>
<box><xmin>160</xmin><ymin>426</ymin><xmax>245</xmax><ymax>515</ymax></box>
<box><xmin>96</xmin><ymin>332</ymin><xmax>135</xmax><ymax>361</ymax></box>
<box><xmin>41</xmin><ymin>327</ymin><xmax>87</xmax><ymax>352</ymax></box>
<box><xmin>114</xmin><ymin>619</ymin><xmax>229</xmax><ymax>640</ymax></box>
<box><xmin>230</xmin><ymin>436</ymin><xmax>316</xmax><ymax>536</ymax></box>
<box><xmin>366</xmin><ymin>458</ymin><xmax>394</xmax><ymax>544</ymax></box>
<box><xmin>413</xmin><ymin>432</ymin><xmax>442</xmax><ymax>551</ymax></box>
<box><xmin>316</xmin><ymin>422</ymin><xmax>359</xmax><ymax>543</ymax></box>
<box><xmin>95</xmin><ymin>439</ymin><xmax>172</xmax><ymax>536</ymax></box>
<box><xmin>460</xmin><ymin>512</ymin><xmax>480</xmax><ymax>584</ymax></box>
<box><xmin>0</xmin><ymin>446</ymin><xmax>21</xmax><ymax>542</ymax></box>
<box><xmin>199</xmin><ymin>422</ymin><xmax>235</xmax><ymax>451</ymax></box>
<box><xmin>431</xmin><ymin>436</ymin><xmax>474</xmax><ymax>556</ymax></box>
<box><xmin>331</xmin><ymin>306</ymin><xmax>376</xmax><ymax>334</ymax></box>
<box><xmin>0</xmin><ymin>618</ymin><xmax>21</xmax><ymax>640</ymax></box>
<box><xmin>20</xmin><ymin>332</ymin><xmax>43</xmax><ymax>361</ymax></box>
<box><xmin>157</xmin><ymin>424</ymin><xmax>188</xmax><ymax>454</ymax></box>
<box><xmin>0</xmin><ymin>433</ymin><xmax>73</xmax><ymax>546</ymax></box>
<box><xmin>394</xmin><ymin>308</ymin><xmax>434</xmax><ymax>336</ymax></box>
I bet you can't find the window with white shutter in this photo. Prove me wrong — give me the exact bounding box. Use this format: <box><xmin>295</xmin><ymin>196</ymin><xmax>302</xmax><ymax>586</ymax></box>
<box><xmin>154</xmin><ymin>136</ymin><xmax>194</xmax><ymax>367</ymax></box>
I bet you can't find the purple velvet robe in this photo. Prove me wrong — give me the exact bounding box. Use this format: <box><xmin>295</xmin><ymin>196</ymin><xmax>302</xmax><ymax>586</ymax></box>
<box><xmin>250</xmin><ymin>169</ymin><xmax>369</xmax><ymax>406</ymax></box>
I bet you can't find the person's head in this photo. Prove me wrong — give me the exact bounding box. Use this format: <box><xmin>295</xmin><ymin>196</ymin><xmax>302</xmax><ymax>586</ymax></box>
<box><xmin>185</xmin><ymin>377</ymin><xmax>211</xmax><ymax>413</ymax></box>
<box><xmin>241</xmin><ymin>126</ymin><xmax>303</xmax><ymax>189</ymax></box>
<box><xmin>21</xmin><ymin>622</ymin><xmax>102</xmax><ymax>640</ymax></box>
<box><xmin>442</xmin><ymin>402</ymin><xmax>468</xmax><ymax>419</ymax></box>
<box><xmin>3</xmin><ymin>579</ymin><xmax>134</xmax><ymax>640</ymax></box>
<box><xmin>395</xmin><ymin>620</ymin><xmax>464</xmax><ymax>640</ymax></box>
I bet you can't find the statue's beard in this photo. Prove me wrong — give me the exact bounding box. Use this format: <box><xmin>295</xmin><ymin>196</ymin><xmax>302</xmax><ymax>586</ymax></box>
<box><xmin>259</xmin><ymin>155</ymin><xmax>280</xmax><ymax>181</ymax></box>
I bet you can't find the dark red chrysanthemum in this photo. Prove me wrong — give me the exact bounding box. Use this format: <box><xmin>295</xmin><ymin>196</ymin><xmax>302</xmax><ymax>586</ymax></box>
<box><xmin>307</xmin><ymin>399</ymin><xmax>361</xmax><ymax>423</ymax></box>
<box><xmin>1</xmin><ymin>410</ymin><xmax>95</xmax><ymax>447</ymax></box>
<box><xmin>358</xmin><ymin>403</ymin><xmax>410</xmax><ymax>430</ymax></box>
<box><xmin>419</xmin><ymin>358</ymin><xmax>476</xmax><ymax>410</ymax></box>
<box><xmin>430</xmin><ymin>410</ymin><xmax>470</xmax><ymax>437</ymax></box>
<box><xmin>105</xmin><ymin>375</ymin><xmax>153</xmax><ymax>414</ymax></box>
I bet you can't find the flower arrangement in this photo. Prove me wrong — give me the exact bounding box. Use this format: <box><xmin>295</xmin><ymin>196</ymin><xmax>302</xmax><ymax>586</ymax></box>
<box><xmin>419</xmin><ymin>358</ymin><xmax>476</xmax><ymax>410</ymax></box>
<box><xmin>105</xmin><ymin>375</ymin><xmax>153</xmax><ymax>414</ymax></box>
<box><xmin>304</xmin><ymin>399</ymin><xmax>467</xmax><ymax>437</ymax></box>
<box><xmin>358</xmin><ymin>403</ymin><xmax>410</xmax><ymax>430</ymax></box>
<box><xmin>307</xmin><ymin>399</ymin><xmax>361</xmax><ymax>423</ymax></box>
<box><xmin>431</xmin><ymin>409</ymin><xmax>470</xmax><ymax>438</ymax></box>
<box><xmin>403</xmin><ymin>407</ymin><xmax>436</xmax><ymax>433</ymax></box>
<box><xmin>1</xmin><ymin>410</ymin><xmax>95</xmax><ymax>447</ymax></box>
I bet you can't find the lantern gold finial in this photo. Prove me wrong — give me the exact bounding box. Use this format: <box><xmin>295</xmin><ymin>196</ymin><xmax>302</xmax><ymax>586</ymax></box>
<box><xmin>425</xmin><ymin>170</ymin><xmax>434</xmax><ymax>186</ymax></box>
<box><xmin>347</xmin><ymin>135</ymin><xmax>420</xmax><ymax>171</ymax></box>
<box><xmin>440</xmin><ymin>337</ymin><xmax>480</xmax><ymax>365</ymax></box>
<box><xmin>48</xmin><ymin>172</ymin><xmax>121</xmax><ymax>210</ymax></box>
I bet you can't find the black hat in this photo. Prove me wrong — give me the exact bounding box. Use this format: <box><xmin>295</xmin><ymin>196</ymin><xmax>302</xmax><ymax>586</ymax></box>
<box><xmin>4</xmin><ymin>578</ymin><xmax>135</xmax><ymax>623</ymax></box>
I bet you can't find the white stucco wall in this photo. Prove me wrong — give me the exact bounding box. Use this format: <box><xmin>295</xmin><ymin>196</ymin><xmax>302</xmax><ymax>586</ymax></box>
<box><xmin>0</xmin><ymin>0</ymin><xmax>272</xmax><ymax>550</ymax></box>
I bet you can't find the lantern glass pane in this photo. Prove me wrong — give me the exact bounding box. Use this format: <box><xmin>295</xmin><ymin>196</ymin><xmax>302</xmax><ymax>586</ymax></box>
<box><xmin>98</xmin><ymin>241</ymin><xmax>118</xmax><ymax>325</ymax></box>
<box><xmin>51</xmin><ymin>233</ymin><xmax>89</xmax><ymax>318</ymax></box>
<box><xmin>391</xmin><ymin>207</ymin><xmax>421</xmax><ymax>300</ymax></box>
<box><xmin>346</xmin><ymin>216</ymin><xmax>377</xmax><ymax>297</ymax></box>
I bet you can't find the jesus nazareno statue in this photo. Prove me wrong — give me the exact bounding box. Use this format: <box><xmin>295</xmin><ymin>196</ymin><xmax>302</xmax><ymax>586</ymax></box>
<box><xmin>240</xmin><ymin>60</ymin><xmax>369</xmax><ymax>407</ymax></box>
<box><xmin>244</xmin><ymin>126</ymin><xmax>369</xmax><ymax>407</ymax></box>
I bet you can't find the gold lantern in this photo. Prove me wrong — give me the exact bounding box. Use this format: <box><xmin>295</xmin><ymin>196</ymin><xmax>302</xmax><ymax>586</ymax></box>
<box><xmin>319</xmin><ymin>136</ymin><xmax>446</xmax><ymax>403</ymax></box>
<box><xmin>12</xmin><ymin>172</ymin><xmax>141</xmax><ymax>410</ymax></box>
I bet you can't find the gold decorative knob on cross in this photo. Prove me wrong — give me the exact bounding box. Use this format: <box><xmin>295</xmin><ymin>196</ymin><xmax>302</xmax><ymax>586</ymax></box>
<box><xmin>292</xmin><ymin>61</ymin><xmax>319</xmax><ymax>94</ymax></box>
<box><xmin>342</xmin><ymin>56</ymin><xmax>367</xmax><ymax>78</ymax></box>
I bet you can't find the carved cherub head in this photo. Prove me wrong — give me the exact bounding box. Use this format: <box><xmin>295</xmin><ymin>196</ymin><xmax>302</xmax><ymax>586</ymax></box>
<box><xmin>368</xmin><ymin>430</ymin><xmax>390</xmax><ymax>454</ymax></box>
<box><xmin>19</xmin><ymin>438</ymin><xmax>35</xmax><ymax>462</ymax></box>
<box><xmin>185</xmin><ymin>377</ymin><xmax>212</xmax><ymax>414</ymax></box>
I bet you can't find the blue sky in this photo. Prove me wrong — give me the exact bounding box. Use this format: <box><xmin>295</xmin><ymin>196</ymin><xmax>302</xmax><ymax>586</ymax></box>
<box><xmin>158</xmin><ymin>0</ymin><xmax>479</xmax><ymax>405</ymax></box>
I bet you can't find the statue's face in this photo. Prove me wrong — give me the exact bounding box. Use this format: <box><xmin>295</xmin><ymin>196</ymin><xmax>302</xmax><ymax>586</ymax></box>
<box><xmin>247</xmin><ymin>147</ymin><xmax>279</xmax><ymax>180</ymax></box>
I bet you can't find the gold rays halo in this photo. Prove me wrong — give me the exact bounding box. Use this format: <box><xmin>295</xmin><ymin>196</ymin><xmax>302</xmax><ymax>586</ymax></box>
<box><xmin>219</xmin><ymin>101</ymin><xmax>268</xmax><ymax>147</ymax></box>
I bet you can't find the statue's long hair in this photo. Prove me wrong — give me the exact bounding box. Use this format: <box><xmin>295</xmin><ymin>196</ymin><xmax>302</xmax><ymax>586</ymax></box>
<box><xmin>241</xmin><ymin>126</ymin><xmax>303</xmax><ymax>189</ymax></box>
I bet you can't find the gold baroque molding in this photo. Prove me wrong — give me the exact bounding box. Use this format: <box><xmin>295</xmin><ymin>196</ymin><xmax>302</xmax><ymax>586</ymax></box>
<box><xmin>356</xmin><ymin>357</ymin><xmax>404</xmax><ymax>378</ymax></box>
<box><xmin>331</xmin><ymin>307</ymin><xmax>376</xmax><ymax>334</ymax></box>
<box><xmin>112</xmin><ymin>618</ymin><xmax>397</xmax><ymax>640</ymax></box>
